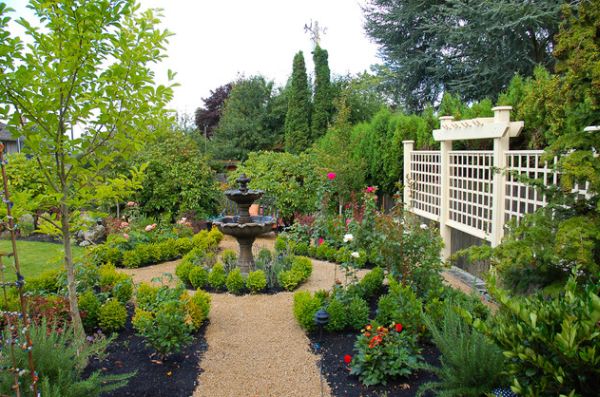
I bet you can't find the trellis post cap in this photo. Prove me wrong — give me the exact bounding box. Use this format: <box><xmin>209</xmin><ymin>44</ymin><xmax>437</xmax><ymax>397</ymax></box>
<box><xmin>402</xmin><ymin>140</ymin><xmax>415</xmax><ymax>144</ymax></box>
<box><xmin>584</xmin><ymin>125</ymin><xmax>600</xmax><ymax>133</ymax></box>
<box><xmin>491</xmin><ymin>106</ymin><xmax>513</xmax><ymax>111</ymax></box>
<box><xmin>439</xmin><ymin>116</ymin><xmax>455</xmax><ymax>120</ymax></box>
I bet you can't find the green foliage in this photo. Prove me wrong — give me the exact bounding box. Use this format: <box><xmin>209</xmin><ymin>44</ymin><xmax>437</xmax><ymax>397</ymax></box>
<box><xmin>359</xmin><ymin>267</ymin><xmax>385</xmax><ymax>299</ymax></box>
<box><xmin>221</xmin><ymin>248</ymin><xmax>237</xmax><ymax>272</ymax></box>
<box><xmin>225</xmin><ymin>268</ymin><xmax>246</xmax><ymax>295</ymax></box>
<box><xmin>246</xmin><ymin>270</ymin><xmax>267</xmax><ymax>294</ymax></box>
<box><xmin>364</xmin><ymin>0</ymin><xmax>566</xmax><ymax>110</ymax></box>
<box><xmin>468</xmin><ymin>273</ymin><xmax>600</xmax><ymax>397</ymax></box>
<box><xmin>311</xmin><ymin>45</ymin><xmax>332</xmax><ymax>139</ymax></box>
<box><xmin>417</xmin><ymin>304</ymin><xmax>505</xmax><ymax>397</ymax></box>
<box><xmin>212</xmin><ymin>75</ymin><xmax>283</xmax><ymax>160</ymax></box>
<box><xmin>346</xmin><ymin>296</ymin><xmax>370</xmax><ymax>331</ymax></box>
<box><xmin>235</xmin><ymin>151</ymin><xmax>320</xmax><ymax>223</ymax></box>
<box><xmin>188</xmin><ymin>289</ymin><xmax>211</xmax><ymax>330</ymax></box>
<box><xmin>290</xmin><ymin>256</ymin><xmax>312</xmax><ymax>280</ymax></box>
<box><xmin>0</xmin><ymin>320</ymin><xmax>132</xmax><ymax>397</ymax></box>
<box><xmin>0</xmin><ymin>0</ymin><xmax>175</xmax><ymax>335</ymax></box>
<box><xmin>134</xmin><ymin>300</ymin><xmax>194</xmax><ymax>357</ymax></box>
<box><xmin>325</xmin><ymin>298</ymin><xmax>347</xmax><ymax>332</ymax></box>
<box><xmin>110</xmin><ymin>278</ymin><xmax>133</xmax><ymax>303</ymax></box>
<box><xmin>350</xmin><ymin>324</ymin><xmax>422</xmax><ymax>386</ymax></box>
<box><xmin>292</xmin><ymin>290</ymin><xmax>323</xmax><ymax>332</ymax></box>
<box><xmin>188</xmin><ymin>266</ymin><xmax>209</xmax><ymax>289</ymax></box>
<box><xmin>376</xmin><ymin>280</ymin><xmax>424</xmax><ymax>336</ymax></box>
<box><xmin>208</xmin><ymin>262</ymin><xmax>227</xmax><ymax>291</ymax></box>
<box><xmin>98</xmin><ymin>299</ymin><xmax>127</xmax><ymax>334</ymax></box>
<box><xmin>277</xmin><ymin>270</ymin><xmax>303</xmax><ymax>291</ymax></box>
<box><xmin>78</xmin><ymin>290</ymin><xmax>101</xmax><ymax>332</ymax></box>
<box><xmin>135</xmin><ymin>282</ymin><xmax>159</xmax><ymax>311</ymax></box>
<box><xmin>137</xmin><ymin>131</ymin><xmax>219</xmax><ymax>220</ymax></box>
<box><xmin>175</xmin><ymin>261</ymin><xmax>194</xmax><ymax>285</ymax></box>
<box><xmin>26</xmin><ymin>268</ymin><xmax>61</xmax><ymax>294</ymax></box>
<box><xmin>285</xmin><ymin>51</ymin><xmax>312</xmax><ymax>153</ymax></box>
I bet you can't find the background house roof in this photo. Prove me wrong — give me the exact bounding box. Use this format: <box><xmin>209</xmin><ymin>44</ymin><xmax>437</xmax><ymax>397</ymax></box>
<box><xmin>0</xmin><ymin>122</ymin><xmax>18</xmax><ymax>141</ymax></box>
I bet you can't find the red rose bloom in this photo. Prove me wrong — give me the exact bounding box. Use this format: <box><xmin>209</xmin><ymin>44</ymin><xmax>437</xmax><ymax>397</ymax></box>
<box><xmin>395</xmin><ymin>323</ymin><xmax>403</xmax><ymax>333</ymax></box>
<box><xmin>343</xmin><ymin>354</ymin><xmax>352</xmax><ymax>364</ymax></box>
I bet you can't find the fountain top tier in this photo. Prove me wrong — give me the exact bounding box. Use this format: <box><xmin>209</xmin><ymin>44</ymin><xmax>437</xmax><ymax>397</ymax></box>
<box><xmin>223</xmin><ymin>174</ymin><xmax>265</xmax><ymax>222</ymax></box>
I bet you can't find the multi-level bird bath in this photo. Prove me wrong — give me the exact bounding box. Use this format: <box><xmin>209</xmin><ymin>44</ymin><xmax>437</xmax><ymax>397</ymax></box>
<box><xmin>213</xmin><ymin>174</ymin><xmax>275</xmax><ymax>274</ymax></box>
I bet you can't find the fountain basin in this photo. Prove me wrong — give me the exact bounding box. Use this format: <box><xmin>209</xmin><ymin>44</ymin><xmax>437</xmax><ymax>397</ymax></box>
<box><xmin>212</xmin><ymin>215</ymin><xmax>275</xmax><ymax>238</ymax></box>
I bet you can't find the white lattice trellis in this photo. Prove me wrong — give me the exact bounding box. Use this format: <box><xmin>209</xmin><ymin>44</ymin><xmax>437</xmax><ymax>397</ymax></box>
<box><xmin>448</xmin><ymin>151</ymin><xmax>494</xmax><ymax>239</ymax></box>
<box><xmin>409</xmin><ymin>151</ymin><xmax>441</xmax><ymax>221</ymax></box>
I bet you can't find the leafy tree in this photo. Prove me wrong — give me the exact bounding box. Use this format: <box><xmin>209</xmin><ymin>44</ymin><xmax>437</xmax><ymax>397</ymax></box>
<box><xmin>211</xmin><ymin>76</ymin><xmax>281</xmax><ymax>160</ymax></box>
<box><xmin>234</xmin><ymin>151</ymin><xmax>320</xmax><ymax>225</ymax></box>
<box><xmin>332</xmin><ymin>72</ymin><xmax>388</xmax><ymax>125</ymax></box>
<box><xmin>364</xmin><ymin>0</ymin><xmax>567</xmax><ymax>110</ymax></box>
<box><xmin>285</xmin><ymin>51</ymin><xmax>311</xmax><ymax>153</ymax></box>
<box><xmin>0</xmin><ymin>0</ymin><xmax>174</xmax><ymax>337</ymax></box>
<box><xmin>136</xmin><ymin>131</ymin><xmax>220</xmax><ymax>221</ymax></box>
<box><xmin>311</xmin><ymin>45</ymin><xmax>332</xmax><ymax>139</ymax></box>
<box><xmin>194</xmin><ymin>82</ymin><xmax>232</xmax><ymax>139</ymax></box>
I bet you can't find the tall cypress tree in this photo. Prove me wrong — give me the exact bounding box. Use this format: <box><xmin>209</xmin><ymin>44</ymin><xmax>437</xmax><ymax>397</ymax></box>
<box><xmin>311</xmin><ymin>45</ymin><xmax>332</xmax><ymax>139</ymax></box>
<box><xmin>285</xmin><ymin>51</ymin><xmax>311</xmax><ymax>154</ymax></box>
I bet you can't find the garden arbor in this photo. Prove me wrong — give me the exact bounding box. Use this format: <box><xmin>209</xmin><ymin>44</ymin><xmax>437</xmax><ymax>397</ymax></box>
<box><xmin>403</xmin><ymin>106</ymin><xmax>558</xmax><ymax>259</ymax></box>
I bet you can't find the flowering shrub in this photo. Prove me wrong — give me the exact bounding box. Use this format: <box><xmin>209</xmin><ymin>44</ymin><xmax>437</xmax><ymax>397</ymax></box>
<box><xmin>349</xmin><ymin>323</ymin><xmax>422</xmax><ymax>386</ymax></box>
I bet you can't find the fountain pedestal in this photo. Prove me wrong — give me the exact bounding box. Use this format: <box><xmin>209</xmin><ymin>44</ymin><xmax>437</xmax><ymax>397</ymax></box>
<box><xmin>213</xmin><ymin>174</ymin><xmax>275</xmax><ymax>274</ymax></box>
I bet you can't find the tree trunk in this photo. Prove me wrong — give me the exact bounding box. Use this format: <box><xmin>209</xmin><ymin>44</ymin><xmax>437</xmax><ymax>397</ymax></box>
<box><xmin>61</xmin><ymin>202</ymin><xmax>85</xmax><ymax>339</ymax></box>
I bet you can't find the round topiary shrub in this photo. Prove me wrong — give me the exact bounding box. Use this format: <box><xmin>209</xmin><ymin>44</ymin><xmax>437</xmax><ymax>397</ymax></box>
<box><xmin>189</xmin><ymin>266</ymin><xmax>209</xmax><ymax>289</ymax></box>
<box><xmin>325</xmin><ymin>298</ymin><xmax>347</xmax><ymax>332</ymax></box>
<box><xmin>359</xmin><ymin>267</ymin><xmax>385</xmax><ymax>299</ymax></box>
<box><xmin>175</xmin><ymin>261</ymin><xmax>194</xmax><ymax>285</ymax></box>
<box><xmin>208</xmin><ymin>262</ymin><xmax>227</xmax><ymax>291</ymax></box>
<box><xmin>98</xmin><ymin>298</ymin><xmax>127</xmax><ymax>333</ymax></box>
<box><xmin>226</xmin><ymin>268</ymin><xmax>246</xmax><ymax>295</ymax></box>
<box><xmin>347</xmin><ymin>296</ymin><xmax>370</xmax><ymax>331</ymax></box>
<box><xmin>136</xmin><ymin>282</ymin><xmax>159</xmax><ymax>311</ymax></box>
<box><xmin>246</xmin><ymin>270</ymin><xmax>267</xmax><ymax>294</ymax></box>
<box><xmin>291</xmin><ymin>256</ymin><xmax>312</xmax><ymax>280</ymax></box>
<box><xmin>79</xmin><ymin>290</ymin><xmax>101</xmax><ymax>332</ymax></box>
<box><xmin>188</xmin><ymin>289</ymin><xmax>211</xmax><ymax>329</ymax></box>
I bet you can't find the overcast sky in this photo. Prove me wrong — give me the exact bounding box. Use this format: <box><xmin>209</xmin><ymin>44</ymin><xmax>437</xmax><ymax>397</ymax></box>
<box><xmin>7</xmin><ymin>0</ymin><xmax>380</xmax><ymax>115</ymax></box>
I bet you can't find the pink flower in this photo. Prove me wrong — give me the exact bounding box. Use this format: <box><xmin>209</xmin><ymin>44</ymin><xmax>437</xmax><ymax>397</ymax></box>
<box><xmin>123</xmin><ymin>233</ymin><xmax>129</xmax><ymax>240</ymax></box>
<box><xmin>120</xmin><ymin>221</ymin><xmax>129</xmax><ymax>228</ymax></box>
<box><xmin>318</xmin><ymin>237</ymin><xmax>324</xmax><ymax>246</ymax></box>
<box><xmin>346</xmin><ymin>218</ymin><xmax>351</xmax><ymax>226</ymax></box>
<box><xmin>327</xmin><ymin>172</ymin><xmax>336</xmax><ymax>180</ymax></box>
<box><xmin>145</xmin><ymin>223</ymin><xmax>157</xmax><ymax>232</ymax></box>
<box><xmin>126</xmin><ymin>201</ymin><xmax>138</xmax><ymax>207</ymax></box>
<box><xmin>366</xmin><ymin>186</ymin><xmax>375</xmax><ymax>193</ymax></box>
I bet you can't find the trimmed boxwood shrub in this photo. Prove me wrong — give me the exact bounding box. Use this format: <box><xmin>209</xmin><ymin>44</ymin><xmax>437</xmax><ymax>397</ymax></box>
<box><xmin>325</xmin><ymin>298</ymin><xmax>347</xmax><ymax>332</ymax></box>
<box><xmin>291</xmin><ymin>256</ymin><xmax>312</xmax><ymax>280</ymax></box>
<box><xmin>278</xmin><ymin>270</ymin><xmax>304</xmax><ymax>291</ymax></box>
<box><xmin>208</xmin><ymin>263</ymin><xmax>227</xmax><ymax>291</ymax></box>
<box><xmin>359</xmin><ymin>267</ymin><xmax>385</xmax><ymax>299</ymax></box>
<box><xmin>98</xmin><ymin>298</ymin><xmax>127</xmax><ymax>333</ymax></box>
<box><xmin>175</xmin><ymin>261</ymin><xmax>194</xmax><ymax>285</ymax></box>
<box><xmin>246</xmin><ymin>270</ymin><xmax>267</xmax><ymax>294</ymax></box>
<box><xmin>79</xmin><ymin>290</ymin><xmax>101</xmax><ymax>332</ymax></box>
<box><xmin>189</xmin><ymin>266</ymin><xmax>209</xmax><ymax>289</ymax></box>
<box><xmin>226</xmin><ymin>268</ymin><xmax>246</xmax><ymax>295</ymax></box>
<box><xmin>347</xmin><ymin>296</ymin><xmax>370</xmax><ymax>330</ymax></box>
<box><xmin>293</xmin><ymin>291</ymin><xmax>323</xmax><ymax>332</ymax></box>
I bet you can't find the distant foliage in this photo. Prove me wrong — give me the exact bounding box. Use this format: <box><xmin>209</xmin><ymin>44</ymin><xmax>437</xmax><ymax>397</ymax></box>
<box><xmin>137</xmin><ymin>131</ymin><xmax>220</xmax><ymax>220</ymax></box>
<box><xmin>194</xmin><ymin>82</ymin><xmax>233</xmax><ymax>138</ymax></box>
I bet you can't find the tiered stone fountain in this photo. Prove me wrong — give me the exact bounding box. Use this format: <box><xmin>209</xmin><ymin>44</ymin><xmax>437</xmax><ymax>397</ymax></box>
<box><xmin>212</xmin><ymin>174</ymin><xmax>275</xmax><ymax>274</ymax></box>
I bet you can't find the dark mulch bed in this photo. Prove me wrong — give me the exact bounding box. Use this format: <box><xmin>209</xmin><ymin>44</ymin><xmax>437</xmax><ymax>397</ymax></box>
<box><xmin>84</xmin><ymin>306</ymin><xmax>208</xmax><ymax>397</ymax></box>
<box><xmin>309</xmin><ymin>331</ymin><xmax>440</xmax><ymax>397</ymax></box>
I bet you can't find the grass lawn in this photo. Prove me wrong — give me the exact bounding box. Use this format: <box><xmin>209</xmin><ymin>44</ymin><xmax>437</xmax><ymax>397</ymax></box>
<box><xmin>0</xmin><ymin>240</ymin><xmax>85</xmax><ymax>280</ymax></box>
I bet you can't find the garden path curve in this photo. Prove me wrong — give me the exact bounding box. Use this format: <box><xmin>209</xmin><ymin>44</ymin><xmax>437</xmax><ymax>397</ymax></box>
<box><xmin>120</xmin><ymin>234</ymin><xmax>480</xmax><ymax>397</ymax></box>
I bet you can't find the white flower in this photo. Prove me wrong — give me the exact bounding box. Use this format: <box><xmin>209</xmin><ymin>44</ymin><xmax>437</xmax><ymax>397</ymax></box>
<box><xmin>420</xmin><ymin>224</ymin><xmax>428</xmax><ymax>230</ymax></box>
<box><xmin>343</xmin><ymin>233</ymin><xmax>354</xmax><ymax>243</ymax></box>
<box><xmin>351</xmin><ymin>251</ymin><xmax>360</xmax><ymax>258</ymax></box>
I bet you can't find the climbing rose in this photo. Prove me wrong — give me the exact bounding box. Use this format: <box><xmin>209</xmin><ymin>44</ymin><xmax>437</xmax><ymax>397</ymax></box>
<box><xmin>395</xmin><ymin>323</ymin><xmax>403</xmax><ymax>333</ymax></box>
<box><xmin>126</xmin><ymin>201</ymin><xmax>137</xmax><ymax>207</ymax></box>
<box><xmin>123</xmin><ymin>233</ymin><xmax>129</xmax><ymax>240</ymax></box>
<box><xmin>343</xmin><ymin>354</ymin><xmax>352</xmax><ymax>364</ymax></box>
<box><xmin>120</xmin><ymin>221</ymin><xmax>129</xmax><ymax>228</ymax></box>
<box><xmin>346</xmin><ymin>218</ymin><xmax>351</xmax><ymax>226</ymax></box>
<box><xmin>351</xmin><ymin>251</ymin><xmax>360</xmax><ymax>259</ymax></box>
<box><xmin>343</xmin><ymin>233</ymin><xmax>353</xmax><ymax>243</ymax></box>
<box><xmin>366</xmin><ymin>186</ymin><xmax>375</xmax><ymax>193</ymax></box>
<box><xmin>318</xmin><ymin>237</ymin><xmax>324</xmax><ymax>246</ymax></box>
<box><xmin>327</xmin><ymin>172</ymin><xmax>336</xmax><ymax>180</ymax></box>
<box><xmin>145</xmin><ymin>223</ymin><xmax>157</xmax><ymax>232</ymax></box>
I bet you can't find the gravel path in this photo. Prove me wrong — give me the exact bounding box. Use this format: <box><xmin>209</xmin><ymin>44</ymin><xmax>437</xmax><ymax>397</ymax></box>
<box><xmin>120</xmin><ymin>234</ymin><xmax>482</xmax><ymax>396</ymax></box>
